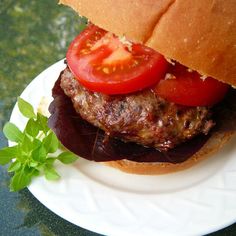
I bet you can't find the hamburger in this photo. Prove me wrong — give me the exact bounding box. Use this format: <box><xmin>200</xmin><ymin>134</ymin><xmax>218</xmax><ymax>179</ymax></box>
<box><xmin>48</xmin><ymin>0</ymin><xmax>236</xmax><ymax>174</ymax></box>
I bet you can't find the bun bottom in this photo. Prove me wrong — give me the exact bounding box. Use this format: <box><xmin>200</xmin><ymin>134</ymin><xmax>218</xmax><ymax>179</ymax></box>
<box><xmin>102</xmin><ymin>131</ymin><xmax>234</xmax><ymax>175</ymax></box>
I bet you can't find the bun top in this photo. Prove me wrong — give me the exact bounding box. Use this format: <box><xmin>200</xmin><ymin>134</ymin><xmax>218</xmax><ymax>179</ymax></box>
<box><xmin>59</xmin><ymin>0</ymin><xmax>236</xmax><ymax>87</ymax></box>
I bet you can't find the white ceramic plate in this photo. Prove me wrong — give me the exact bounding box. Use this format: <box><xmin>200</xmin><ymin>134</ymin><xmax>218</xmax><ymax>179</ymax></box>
<box><xmin>10</xmin><ymin>60</ymin><xmax>236</xmax><ymax>236</ymax></box>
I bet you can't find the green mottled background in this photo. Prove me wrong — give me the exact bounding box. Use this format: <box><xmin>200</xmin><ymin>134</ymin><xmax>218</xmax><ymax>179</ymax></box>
<box><xmin>0</xmin><ymin>0</ymin><xmax>235</xmax><ymax>235</ymax></box>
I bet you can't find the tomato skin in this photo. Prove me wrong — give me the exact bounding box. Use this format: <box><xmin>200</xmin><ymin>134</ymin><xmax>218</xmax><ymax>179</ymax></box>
<box><xmin>66</xmin><ymin>24</ymin><xmax>168</xmax><ymax>94</ymax></box>
<box><xmin>154</xmin><ymin>64</ymin><xmax>229</xmax><ymax>106</ymax></box>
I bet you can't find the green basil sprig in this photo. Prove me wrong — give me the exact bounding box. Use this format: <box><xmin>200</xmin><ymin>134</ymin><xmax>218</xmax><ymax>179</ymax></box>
<box><xmin>0</xmin><ymin>97</ymin><xmax>78</xmax><ymax>191</ymax></box>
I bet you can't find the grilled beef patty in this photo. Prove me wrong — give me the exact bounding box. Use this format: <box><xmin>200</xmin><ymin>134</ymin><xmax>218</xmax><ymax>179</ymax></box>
<box><xmin>60</xmin><ymin>67</ymin><xmax>214</xmax><ymax>151</ymax></box>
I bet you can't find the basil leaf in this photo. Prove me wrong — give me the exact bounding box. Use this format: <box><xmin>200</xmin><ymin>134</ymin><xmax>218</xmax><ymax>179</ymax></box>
<box><xmin>17</xmin><ymin>97</ymin><xmax>36</xmax><ymax>119</ymax></box>
<box><xmin>20</xmin><ymin>134</ymin><xmax>33</xmax><ymax>155</ymax></box>
<box><xmin>44</xmin><ymin>167</ymin><xmax>60</xmax><ymax>181</ymax></box>
<box><xmin>25</xmin><ymin>118</ymin><xmax>40</xmax><ymax>137</ymax></box>
<box><xmin>8</xmin><ymin>160</ymin><xmax>21</xmax><ymax>172</ymax></box>
<box><xmin>29</xmin><ymin>161</ymin><xmax>38</xmax><ymax>168</ymax></box>
<box><xmin>46</xmin><ymin>157</ymin><xmax>56</xmax><ymax>166</ymax></box>
<box><xmin>10</xmin><ymin>168</ymin><xmax>31</xmax><ymax>191</ymax></box>
<box><xmin>3</xmin><ymin>122</ymin><xmax>24</xmax><ymax>142</ymax></box>
<box><xmin>24</xmin><ymin>165</ymin><xmax>36</xmax><ymax>176</ymax></box>
<box><xmin>32</xmin><ymin>144</ymin><xmax>47</xmax><ymax>163</ymax></box>
<box><xmin>32</xmin><ymin>169</ymin><xmax>40</xmax><ymax>177</ymax></box>
<box><xmin>0</xmin><ymin>146</ymin><xmax>18</xmax><ymax>165</ymax></box>
<box><xmin>57</xmin><ymin>151</ymin><xmax>78</xmax><ymax>164</ymax></box>
<box><xmin>43</xmin><ymin>131</ymin><xmax>59</xmax><ymax>153</ymax></box>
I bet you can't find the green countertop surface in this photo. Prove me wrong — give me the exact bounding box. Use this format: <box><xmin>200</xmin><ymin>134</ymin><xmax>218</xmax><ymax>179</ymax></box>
<box><xmin>0</xmin><ymin>1</ymin><xmax>235</xmax><ymax>235</ymax></box>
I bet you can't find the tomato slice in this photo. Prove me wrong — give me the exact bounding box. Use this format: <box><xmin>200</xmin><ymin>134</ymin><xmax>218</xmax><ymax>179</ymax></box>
<box><xmin>154</xmin><ymin>64</ymin><xmax>229</xmax><ymax>106</ymax></box>
<box><xmin>66</xmin><ymin>24</ymin><xmax>168</xmax><ymax>94</ymax></box>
